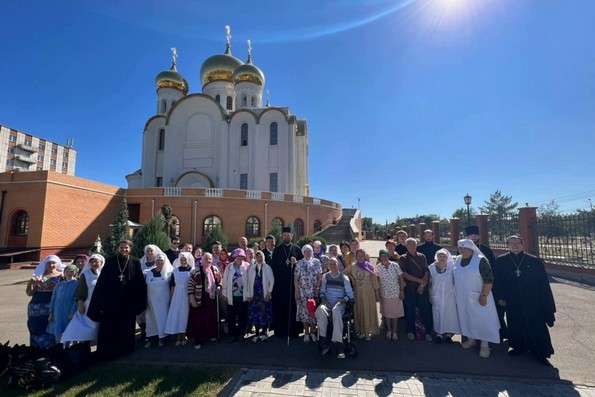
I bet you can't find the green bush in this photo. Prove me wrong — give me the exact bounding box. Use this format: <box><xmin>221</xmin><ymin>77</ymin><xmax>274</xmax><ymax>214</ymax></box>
<box><xmin>107</xmin><ymin>198</ymin><xmax>129</xmax><ymax>257</ymax></box>
<box><xmin>132</xmin><ymin>215</ymin><xmax>171</xmax><ymax>258</ymax></box>
<box><xmin>296</xmin><ymin>235</ymin><xmax>327</xmax><ymax>248</ymax></box>
<box><xmin>201</xmin><ymin>227</ymin><xmax>229</xmax><ymax>251</ymax></box>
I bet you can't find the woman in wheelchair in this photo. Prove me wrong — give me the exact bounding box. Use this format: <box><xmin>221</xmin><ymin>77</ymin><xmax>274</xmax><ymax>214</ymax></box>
<box><xmin>315</xmin><ymin>257</ymin><xmax>354</xmax><ymax>358</ymax></box>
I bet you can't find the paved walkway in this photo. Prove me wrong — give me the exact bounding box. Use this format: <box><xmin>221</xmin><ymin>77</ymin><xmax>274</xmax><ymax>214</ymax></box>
<box><xmin>227</xmin><ymin>368</ymin><xmax>593</xmax><ymax>396</ymax></box>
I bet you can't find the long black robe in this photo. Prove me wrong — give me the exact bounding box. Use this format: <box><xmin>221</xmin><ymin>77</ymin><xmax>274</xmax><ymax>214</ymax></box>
<box><xmin>270</xmin><ymin>243</ymin><xmax>303</xmax><ymax>338</ymax></box>
<box><xmin>417</xmin><ymin>241</ymin><xmax>442</xmax><ymax>263</ymax></box>
<box><xmin>495</xmin><ymin>252</ymin><xmax>556</xmax><ymax>358</ymax></box>
<box><xmin>263</xmin><ymin>248</ymin><xmax>274</xmax><ymax>265</ymax></box>
<box><xmin>87</xmin><ymin>254</ymin><xmax>147</xmax><ymax>360</ymax></box>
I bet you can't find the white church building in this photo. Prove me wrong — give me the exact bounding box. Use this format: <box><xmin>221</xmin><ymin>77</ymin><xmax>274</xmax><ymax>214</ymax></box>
<box><xmin>127</xmin><ymin>28</ymin><xmax>309</xmax><ymax>196</ymax></box>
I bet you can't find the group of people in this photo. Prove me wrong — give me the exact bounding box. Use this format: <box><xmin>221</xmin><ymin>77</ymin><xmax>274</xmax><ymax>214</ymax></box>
<box><xmin>25</xmin><ymin>225</ymin><xmax>557</xmax><ymax>364</ymax></box>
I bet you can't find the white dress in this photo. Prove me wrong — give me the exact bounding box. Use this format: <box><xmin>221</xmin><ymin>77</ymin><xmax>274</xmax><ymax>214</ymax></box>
<box><xmin>165</xmin><ymin>267</ymin><xmax>191</xmax><ymax>335</ymax></box>
<box><xmin>429</xmin><ymin>263</ymin><xmax>460</xmax><ymax>335</ymax></box>
<box><xmin>453</xmin><ymin>254</ymin><xmax>500</xmax><ymax>344</ymax></box>
<box><xmin>145</xmin><ymin>270</ymin><xmax>172</xmax><ymax>339</ymax></box>
<box><xmin>61</xmin><ymin>268</ymin><xmax>100</xmax><ymax>343</ymax></box>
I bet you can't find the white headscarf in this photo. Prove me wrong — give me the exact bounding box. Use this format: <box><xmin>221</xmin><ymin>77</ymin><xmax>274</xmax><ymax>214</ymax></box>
<box><xmin>153</xmin><ymin>252</ymin><xmax>174</xmax><ymax>279</ymax></box>
<box><xmin>140</xmin><ymin>244</ymin><xmax>165</xmax><ymax>268</ymax></box>
<box><xmin>173</xmin><ymin>252</ymin><xmax>195</xmax><ymax>270</ymax></box>
<box><xmin>302</xmin><ymin>244</ymin><xmax>313</xmax><ymax>256</ymax></box>
<box><xmin>457</xmin><ymin>239</ymin><xmax>484</xmax><ymax>258</ymax></box>
<box><xmin>434</xmin><ymin>248</ymin><xmax>454</xmax><ymax>266</ymax></box>
<box><xmin>83</xmin><ymin>253</ymin><xmax>105</xmax><ymax>273</ymax></box>
<box><xmin>33</xmin><ymin>255</ymin><xmax>64</xmax><ymax>277</ymax></box>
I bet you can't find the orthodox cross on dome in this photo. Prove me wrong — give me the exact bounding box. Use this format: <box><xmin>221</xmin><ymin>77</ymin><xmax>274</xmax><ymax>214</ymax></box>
<box><xmin>170</xmin><ymin>47</ymin><xmax>178</xmax><ymax>71</ymax></box>
<box><xmin>247</xmin><ymin>39</ymin><xmax>253</xmax><ymax>63</ymax></box>
<box><xmin>224</xmin><ymin>25</ymin><xmax>232</xmax><ymax>54</ymax></box>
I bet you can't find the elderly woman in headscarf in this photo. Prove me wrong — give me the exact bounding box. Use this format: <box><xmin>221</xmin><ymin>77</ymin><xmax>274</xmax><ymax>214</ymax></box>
<box><xmin>428</xmin><ymin>248</ymin><xmax>460</xmax><ymax>344</ymax></box>
<box><xmin>222</xmin><ymin>249</ymin><xmax>250</xmax><ymax>342</ymax></box>
<box><xmin>61</xmin><ymin>254</ymin><xmax>105</xmax><ymax>347</ymax></box>
<box><xmin>294</xmin><ymin>244</ymin><xmax>323</xmax><ymax>343</ymax></box>
<box><xmin>140</xmin><ymin>244</ymin><xmax>165</xmax><ymax>273</ymax></box>
<box><xmin>47</xmin><ymin>264</ymin><xmax>79</xmax><ymax>343</ymax></box>
<box><xmin>26</xmin><ymin>255</ymin><xmax>64</xmax><ymax>348</ymax></box>
<box><xmin>165</xmin><ymin>252</ymin><xmax>195</xmax><ymax>346</ymax></box>
<box><xmin>144</xmin><ymin>252</ymin><xmax>174</xmax><ymax>348</ymax></box>
<box><xmin>454</xmin><ymin>239</ymin><xmax>500</xmax><ymax>358</ymax></box>
<box><xmin>376</xmin><ymin>250</ymin><xmax>405</xmax><ymax>341</ymax></box>
<box><xmin>348</xmin><ymin>249</ymin><xmax>379</xmax><ymax>340</ymax></box>
<box><xmin>187</xmin><ymin>252</ymin><xmax>221</xmax><ymax>348</ymax></box>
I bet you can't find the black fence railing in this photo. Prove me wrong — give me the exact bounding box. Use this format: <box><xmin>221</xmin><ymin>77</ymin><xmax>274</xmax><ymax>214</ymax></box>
<box><xmin>488</xmin><ymin>214</ymin><xmax>520</xmax><ymax>250</ymax></box>
<box><xmin>537</xmin><ymin>212</ymin><xmax>595</xmax><ymax>269</ymax></box>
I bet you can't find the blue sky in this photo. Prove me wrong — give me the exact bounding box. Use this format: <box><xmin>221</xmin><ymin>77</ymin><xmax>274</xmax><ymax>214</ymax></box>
<box><xmin>1</xmin><ymin>0</ymin><xmax>594</xmax><ymax>222</ymax></box>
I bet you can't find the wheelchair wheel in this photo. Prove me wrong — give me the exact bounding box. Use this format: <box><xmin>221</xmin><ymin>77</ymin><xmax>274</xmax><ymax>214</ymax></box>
<box><xmin>344</xmin><ymin>342</ymin><xmax>358</xmax><ymax>358</ymax></box>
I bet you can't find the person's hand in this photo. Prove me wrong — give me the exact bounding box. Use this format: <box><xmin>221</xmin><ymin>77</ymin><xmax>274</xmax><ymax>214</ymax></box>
<box><xmin>264</xmin><ymin>294</ymin><xmax>271</xmax><ymax>302</ymax></box>
<box><xmin>417</xmin><ymin>285</ymin><xmax>424</xmax><ymax>295</ymax></box>
<box><xmin>479</xmin><ymin>295</ymin><xmax>488</xmax><ymax>306</ymax></box>
<box><xmin>497</xmin><ymin>299</ymin><xmax>506</xmax><ymax>307</ymax></box>
<box><xmin>290</xmin><ymin>257</ymin><xmax>297</xmax><ymax>265</ymax></box>
<box><xmin>78</xmin><ymin>301</ymin><xmax>86</xmax><ymax>314</ymax></box>
<box><xmin>399</xmin><ymin>291</ymin><xmax>404</xmax><ymax>301</ymax></box>
<box><xmin>189</xmin><ymin>297</ymin><xmax>198</xmax><ymax>308</ymax></box>
<box><xmin>48</xmin><ymin>313</ymin><xmax>53</xmax><ymax>322</ymax></box>
<box><xmin>246</xmin><ymin>297</ymin><xmax>252</xmax><ymax>302</ymax></box>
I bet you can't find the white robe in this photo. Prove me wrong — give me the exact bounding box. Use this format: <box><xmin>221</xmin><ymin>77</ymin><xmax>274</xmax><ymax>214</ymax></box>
<box><xmin>453</xmin><ymin>254</ymin><xmax>500</xmax><ymax>344</ymax></box>
<box><xmin>165</xmin><ymin>267</ymin><xmax>191</xmax><ymax>335</ymax></box>
<box><xmin>61</xmin><ymin>268</ymin><xmax>100</xmax><ymax>343</ymax></box>
<box><xmin>145</xmin><ymin>270</ymin><xmax>171</xmax><ymax>339</ymax></box>
<box><xmin>429</xmin><ymin>263</ymin><xmax>460</xmax><ymax>335</ymax></box>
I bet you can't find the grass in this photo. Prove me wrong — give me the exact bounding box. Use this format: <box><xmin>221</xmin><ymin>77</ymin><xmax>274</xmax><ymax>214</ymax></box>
<box><xmin>0</xmin><ymin>363</ymin><xmax>236</xmax><ymax>397</ymax></box>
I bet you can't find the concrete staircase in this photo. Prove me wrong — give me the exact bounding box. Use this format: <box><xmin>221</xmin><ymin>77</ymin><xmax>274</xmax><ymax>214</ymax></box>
<box><xmin>317</xmin><ymin>208</ymin><xmax>357</xmax><ymax>243</ymax></box>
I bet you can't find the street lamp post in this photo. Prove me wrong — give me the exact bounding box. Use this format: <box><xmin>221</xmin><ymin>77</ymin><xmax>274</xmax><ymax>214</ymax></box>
<box><xmin>464</xmin><ymin>193</ymin><xmax>472</xmax><ymax>225</ymax></box>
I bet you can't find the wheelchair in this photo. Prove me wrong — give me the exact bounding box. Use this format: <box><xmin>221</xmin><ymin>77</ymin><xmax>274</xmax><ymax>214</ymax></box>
<box><xmin>317</xmin><ymin>299</ymin><xmax>358</xmax><ymax>358</ymax></box>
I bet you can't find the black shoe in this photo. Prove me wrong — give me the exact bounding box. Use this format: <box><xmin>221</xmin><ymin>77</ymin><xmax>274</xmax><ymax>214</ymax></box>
<box><xmin>443</xmin><ymin>335</ymin><xmax>453</xmax><ymax>344</ymax></box>
<box><xmin>508</xmin><ymin>348</ymin><xmax>525</xmax><ymax>356</ymax></box>
<box><xmin>433</xmin><ymin>335</ymin><xmax>443</xmax><ymax>344</ymax></box>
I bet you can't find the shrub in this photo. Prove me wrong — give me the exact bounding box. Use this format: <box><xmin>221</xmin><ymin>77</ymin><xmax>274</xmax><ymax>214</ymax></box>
<box><xmin>201</xmin><ymin>227</ymin><xmax>229</xmax><ymax>251</ymax></box>
<box><xmin>132</xmin><ymin>215</ymin><xmax>171</xmax><ymax>258</ymax></box>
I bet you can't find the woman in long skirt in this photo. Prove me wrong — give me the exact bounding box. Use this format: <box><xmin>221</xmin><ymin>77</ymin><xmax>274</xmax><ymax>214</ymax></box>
<box><xmin>47</xmin><ymin>264</ymin><xmax>79</xmax><ymax>343</ymax></box>
<box><xmin>246</xmin><ymin>251</ymin><xmax>274</xmax><ymax>342</ymax></box>
<box><xmin>376</xmin><ymin>250</ymin><xmax>405</xmax><ymax>341</ymax></box>
<box><xmin>61</xmin><ymin>254</ymin><xmax>105</xmax><ymax>346</ymax></box>
<box><xmin>187</xmin><ymin>252</ymin><xmax>221</xmax><ymax>349</ymax></box>
<box><xmin>348</xmin><ymin>249</ymin><xmax>380</xmax><ymax>340</ymax></box>
<box><xmin>429</xmin><ymin>249</ymin><xmax>460</xmax><ymax>343</ymax></box>
<box><xmin>144</xmin><ymin>253</ymin><xmax>173</xmax><ymax>348</ymax></box>
<box><xmin>26</xmin><ymin>255</ymin><xmax>64</xmax><ymax>348</ymax></box>
<box><xmin>294</xmin><ymin>245</ymin><xmax>322</xmax><ymax>342</ymax></box>
<box><xmin>165</xmin><ymin>252</ymin><xmax>194</xmax><ymax>345</ymax></box>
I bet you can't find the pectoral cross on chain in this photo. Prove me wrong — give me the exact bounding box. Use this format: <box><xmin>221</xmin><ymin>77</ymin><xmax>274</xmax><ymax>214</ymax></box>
<box><xmin>119</xmin><ymin>273</ymin><xmax>125</xmax><ymax>282</ymax></box>
<box><xmin>515</xmin><ymin>269</ymin><xmax>521</xmax><ymax>278</ymax></box>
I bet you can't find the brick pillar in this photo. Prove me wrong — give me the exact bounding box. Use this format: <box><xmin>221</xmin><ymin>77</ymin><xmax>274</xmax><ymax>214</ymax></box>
<box><xmin>476</xmin><ymin>214</ymin><xmax>489</xmax><ymax>246</ymax></box>
<box><xmin>432</xmin><ymin>221</ymin><xmax>440</xmax><ymax>244</ymax></box>
<box><xmin>418</xmin><ymin>223</ymin><xmax>426</xmax><ymax>239</ymax></box>
<box><xmin>519</xmin><ymin>207</ymin><xmax>539</xmax><ymax>256</ymax></box>
<box><xmin>408</xmin><ymin>224</ymin><xmax>417</xmax><ymax>239</ymax></box>
<box><xmin>450</xmin><ymin>218</ymin><xmax>460</xmax><ymax>247</ymax></box>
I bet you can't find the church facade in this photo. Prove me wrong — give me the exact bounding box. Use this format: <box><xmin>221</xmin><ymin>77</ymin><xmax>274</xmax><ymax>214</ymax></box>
<box><xmin>127</xmin><ymin>33</ymin><xmax>309</xmax><ymax>197</ymax></box>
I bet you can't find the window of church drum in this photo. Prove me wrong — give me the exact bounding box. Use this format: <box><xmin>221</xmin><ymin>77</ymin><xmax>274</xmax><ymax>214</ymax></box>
<box><xmin>215</xmin><ymin>94</ymin><xmax>221</xmax><ymax>104</ymax></box>
<box><xmin>293</xmin><ymin>218</ymin><xmax>304</xmax><ymax>237</ymax></box>
<box><xmin>11</xmin><ymin>210</ymin><xmax>29</xmax><ymax>236</ymax></box>
<box><xmin>203</xmin><ymin>215</ymin><xmax>222</xmax><ymax>236</ymax></box>
<box><xmin>158</xmin><ymin>129</ymin><xmax>165</xmax><ymax>150</ymax></box>
<box><xmin>240</xmin><ymin>173</ymin><xmax>248</xmax><ymax>190</ymax></box>
<box><xmin>226</xmin><ymin>96</ymin><xmax>233</xmax><ymax>110</ymax></box>
<box><xmin>246</xmin><ymin>216</ymin><xmax>260</xmax><ymax>238</ymax></box>
<box><xmin>269</xmin><ymin>172</ymin><xmax>278</xmax><ymax>192</ymax></box>
<box><xmin>241</xmin><ymin>124</ymin><xmax>248</xmax><ymax>146</ymax></box>
<box><xmin>271</xmin><ymin>217</ymin><xmax>284</xmax><ymax>231</ymax></box>
<box><xmin>155</xmin><ymin>177</ymin><xmax>162</xmax><ymax>187</ymax></box>
<box><xmin>251</xmin><ymin>96</ymin><xmax>255</xmax><ymax>107</ymax></box>
<box><xmin>269</xmin><ymin>122</ymin><xmax>278</xmax><ymax>145</ymax></box>
<box><xmin>242</xmin><ymin>95</ymin><xmax>247</xmax><ymax>107</ymax></box>
<box><xmin>314</xmin><ymin>220</ymin><xmax>322</xmax><ymax>232</ymax></box>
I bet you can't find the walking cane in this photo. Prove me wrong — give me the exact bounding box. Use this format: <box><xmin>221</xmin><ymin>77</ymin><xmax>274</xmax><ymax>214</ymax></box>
<box><xmin>287</xmin><ymin>258</ymin><xmax>295</xmax><ymax>347</ymax></box>
<box><xmin>216</xmin><ymin>285</ymin><xmax>221</xmax><ymax>341</ymax></box>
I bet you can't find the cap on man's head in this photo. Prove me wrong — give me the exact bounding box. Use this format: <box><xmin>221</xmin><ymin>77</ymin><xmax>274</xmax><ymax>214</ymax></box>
<box><xmin>464</xmin><ymin>225</ymin><xmax>480</xmax><ymax>236</ymax></box>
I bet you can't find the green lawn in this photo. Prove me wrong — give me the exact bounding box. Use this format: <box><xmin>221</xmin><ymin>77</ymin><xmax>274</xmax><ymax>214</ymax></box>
<box><xmin>1</xmin><ymin>363</ymin><xmax>236</xmax><ymax>397</ymax></box>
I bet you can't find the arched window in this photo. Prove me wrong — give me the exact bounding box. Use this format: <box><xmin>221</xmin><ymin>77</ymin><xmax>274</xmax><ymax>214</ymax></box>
<box><xmin>203</xmin><ymin>215</ymin><xmax>222</xmax><ymax>236</ymax></box>
<box><xmin>251</xmin><ymin>96</ymin><xmax>255</xmax><ymax>107</ymax></box>
<box><xmin>245</xmin><ymin>216</ymin><xmax>261</xmax><ymax>238</ymax></box>
<box><xmin>313</xmin><ymin>220</ymin><xmax>322</xmax><ymax>233</ymax></box>
<box><xmin>158</xmin><ymin>128</ymin><xmax>165</xmax><ymax>150</ymax></box>
<box><xmin>240</xmin><ymin>123</ymin><xmax>248</xmax><ymax>146</ymax></box>
<box><xmin>293</xmin><ymin>218</ymin><xmax>304</xmax><ymax>237</ymax></box>
<box><xmin>215</xmin><ymin>94</ymin><xmax>221</xmax><ymax>104</ymax></box>
<box><xmin>11</xmin><ymin>210</ymin><xmax>29</xmax><ymax>236</ymax></box>
<box><xmin>269</xmin><ymin>122</ymin><xmax>278</xmax><ymax>145</ymax></box>
<box><xmin>160</xmin><ymin>99</ymin><xmax>167</xmax><ymax>113</ymax></box>
<box><xmin>271</xmin><ymin>217</ymin><xmax>284</xmax><ymax>231</ymax></box>
<box><xmin>242</xmin><ymin>95</ymin><xmax>247</xmax><ymax>106</ymax></box>
<box><xmin>226</xmin><ymin>96</ymin><xmax>233</xmax><ymax>110</ymax></box>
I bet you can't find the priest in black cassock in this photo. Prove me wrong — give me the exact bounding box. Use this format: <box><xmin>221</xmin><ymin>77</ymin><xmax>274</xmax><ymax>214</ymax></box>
<box><xmin>495</xmin><ymin>235</ymin><xmax>556</xmax><ymax>365</ymax></box>
<box><xmin>87</xmin><ymin>240</ymin><xmax>147</xmax><ymax>361</ymax></box>
<box><xmin>270</xmin><ymin>227</ymin><xmax>303</xmax><ymax>338</ymax></box>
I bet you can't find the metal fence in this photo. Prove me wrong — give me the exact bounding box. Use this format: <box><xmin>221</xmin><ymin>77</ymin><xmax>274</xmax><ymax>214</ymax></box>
<box><xmin>488</xmin><ymin>214</ymin><xmax>520</xmax><ymax>250</ymax></box>
<box><xmin>537</xmin><ymin>212</ymin><xmax>595</xmax><ymax>268</ymax></box>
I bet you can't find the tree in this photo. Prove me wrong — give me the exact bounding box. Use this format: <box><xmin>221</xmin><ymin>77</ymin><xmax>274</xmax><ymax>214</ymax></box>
<box><xmin>107</xmin><ymin>197</ymin><xmax>130</xmax><ymax>257</ymax></box>
<box><xmin>201</xmin><ymin>227</ymin><xmax>229</xmax><ymax>251</ymax></box>
<box><xmin>452</xmin><ymin>207</ymin><xmax>477</xmax><ymax>220</ymax></box>
<box><xmin>480</xmin><ymin>190</ymin><xmax>518</xmax><ymax>219</ymax></box>
<box><xmin>362</xmin><ymin>217</ymin><xmax>373</xmax><ymax>232</ymax></box>
<box><xmin>132</xmin><ymin>214</ymin><xmax>171</xmax><ymax>258</ymax></box>
<box><xmin>539</xmin><ymin>200</ymin><xmax>561</xmax><ymax>217</ymax></box>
